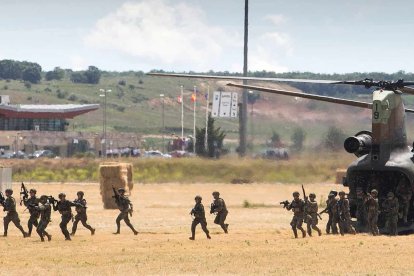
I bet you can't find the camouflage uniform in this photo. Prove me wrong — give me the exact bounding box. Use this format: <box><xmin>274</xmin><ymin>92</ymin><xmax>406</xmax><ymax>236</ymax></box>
<box><xmin>35</xmin><ymin>196</ymin><xmax>52</xmax><ymax>242</ymax></box>
<box><xmin>53</xmin><ymin>194</ymin><xmax>76</xmax><ymax>240</ymax></box>
<box><xmin>325</xmin><ymin>194</ymin><xmax>339</xmax><ymax>234</ymax></box>
<box><xmin>211</xmin><ymin>192</ymin><xmax>229</xmax><ymax>233</ymax></box>
<box><xmin>395</xmin><ymin>178</ymin><xmax>412</xmax><ymax>224</ymax></box>
<box><xmin>189</xmin><ymin>196</ymin><xmax>211</xmax><ymax>240</ymax></box>
<box><xmin>71</xmin><ymin>193</ymin><xmax>95</xmax><ymax>236</ymax></box>
<box><xmin>114</xmin><ymin>190</ymin><xmax>138</xmax><ymax>235</ymax></box>
<box><xmin>382</xmin><ymin>192</ymin><xmax>399</xmax><ymax>236</ymax></box>
<box><xmin>287</xmin><ymin>192</ymin><xmax>306</xmax><ymax>238</ymax></box>
<box><xmin>305</xmin><ymin>193</ymin><xmax>322</xmax><ymax>236</ymax></box>
<box><xmin>3</xmin><ymin>192</ymin><xmax>27</xmax><ymax>237</ymax></box>
<box><xmin>23</xmin><ymin>194</ymin><xmax>39</xmax><ymax>237</ymax></box>
<box><xmin>364</xmin><ymin>190</ymin><xmax>379</xmax><ymax>236</ymax></box>
<box><xmin>337</xmin><ymin>191</ymin><xmax>356</xmax><ymax>235</ymax></box>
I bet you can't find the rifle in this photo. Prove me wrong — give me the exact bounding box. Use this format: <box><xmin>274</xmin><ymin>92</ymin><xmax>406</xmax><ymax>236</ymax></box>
<box><xmin>0</xmin><ymin>192</ymin><xmax>5</xmax><ymax>206</ymax></box>
<box><xmin>280</xmin><ymin>200</ymin><xmax>290</xmax><ymax>209</ymax></box>
<box><xmin>20</xmin><ymin>182</ymin><xmax>29</xmax><ymax>206</ymax></box>
<box><xmin>112</xmin><ymin>186</ymin><xmax>133</xmax><ymax>217</ymax></box>
<box><xmin>47</xmin><ymin>196</ymin><xmax>57</xmax><ymax>205</ymax></box>
<box><xmin>210</xmin><ymin>202</ymin><xmax>216</xmax><ymax>214</ymax></box>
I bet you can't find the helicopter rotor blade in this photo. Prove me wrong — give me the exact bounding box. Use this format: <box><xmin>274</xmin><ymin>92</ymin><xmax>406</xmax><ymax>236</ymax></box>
<box><xmin>401</xmin><ymin>86</ymin><xmax>414</xmax><ymax>95</ymax></box>
<box><xmin>147</xmin><ymin>72</ymin><xmax>339</xmax><ymax>84</ymax></box>
<box><xmin>226</xmin><ymin>83</ymin><xmax>414</xmax><ymax>114</ymax></box>
<box><xmin>226</xmin><ymin>83</ymin><xmax>372</xmax><ymax>109</ymax></box>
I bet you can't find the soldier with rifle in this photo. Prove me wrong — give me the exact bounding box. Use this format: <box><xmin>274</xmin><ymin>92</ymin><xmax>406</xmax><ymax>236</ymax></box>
<box><xmin>52</xmin><ymin>193</ymin><xmax>77</xmax><ymax>241</ymax></box>
<box><xmin>364</xmin><ymin>189</ymin><xmax>380</xmax><ymax>236</ymax></box>
<box><xmin>284</xmin><ymin>191</ymin><xmax>306</xmax><ymax>238</ymax></box>
<box><xmin>382</xmin><ymin>191</ymin><xmax>399</xmax><ymax>236</ymax></box>
<box><xmin>71</xmin><ymin>191</ymin><xmax>95</xmax><ymax>236</ymax></box>
<box><xmin>33</xmin><ymin>195</ymin><xmax>52</xmax><ymax>242</ymax></box>
<box><xmin>319</xmin><ymin>192</ymin><xmax>339</xmax><ymax>234</ymax></box>
<box><xmin>337</xmin><ymin>191</ymin><xmax>356</xmax><ymax>235</ymax></box>
<box><xmin>304</xmin><ymin>189</ymin><xmax>322</xmax><ymax>237</ymax></box>
<box><xmin>21</xmin><ymin>184</ymin><xmax>40</xmax><ymax>237</ymax></box>
<box><xmin>2</xmin><ymin>189</ymin><xmax>28</xmax><ymax>237</ymax></box>
<box><xmin>113</xmin><ymin>187</ymin><xmax>138</xmax><ymax>235</ymax></box>
<box><xmin>210</xmin><ymin>191</ymin><xmax>229</xmax><ymax>234</ymax></box>
<box><xmin>189</xmin><ymin>195</ymin><xmax>211</xmax><ymax>240</ymax></box>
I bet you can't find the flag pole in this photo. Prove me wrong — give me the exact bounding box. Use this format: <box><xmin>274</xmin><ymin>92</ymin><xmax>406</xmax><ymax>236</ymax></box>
<box><xmin>180</xmin><ymin>85</ymin><xmax>184</xmax><ymax>150</ymax></box>
<box><xmin>193</xmin><ymin>85</ymin><xmax>196</xmax><ymax>154</ymax></box>
<box><xmin>204</xmin><ymin>85</ymin><xmax>209</xmax><ymax>151</ymax></box>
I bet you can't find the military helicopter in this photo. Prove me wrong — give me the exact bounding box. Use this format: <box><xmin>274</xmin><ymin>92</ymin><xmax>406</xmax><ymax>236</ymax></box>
<box><xmin>148</xmin><ymin>72</ymin><xmax>414</xmax><ymax>232</ymax></box>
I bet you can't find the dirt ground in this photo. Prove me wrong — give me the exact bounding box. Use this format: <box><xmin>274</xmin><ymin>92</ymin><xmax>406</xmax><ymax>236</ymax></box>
<box><xmin>0</xmin><ymin>182</ymin><xmax>414</xmax><ymax>275</ymax></box>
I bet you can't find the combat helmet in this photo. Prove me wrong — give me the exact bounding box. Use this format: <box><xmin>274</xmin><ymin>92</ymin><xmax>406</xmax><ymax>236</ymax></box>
<box><xmin>194</xmin><ymin>195</ymin><xmax>202</xmax><ymax>201</ymax></box>
<box><xmin>118</xmin><ymin>188</ymin><xmax>125</xmax><ymax>193</ymax></box>
<box><xmin>58</xmin><ymin>193</ymin><xmax>66</xmax><ymax>199</ymax></box>
<box><xmin>77</xmin><ymin>191</ymin><xmax>84</xmax><ymax>197</ymax></box>
<box><xmin>328</xmin><ymin>193</ymin><xmax>335</xmax><ymax>198</ymax></box>
<box><xmin>40</xmin><ymin>195</ymin><xmax>48</xmax><ymax>202</ymax></box>
<box><xmin>212</xmin><ymin>191</ymin><xmax>220</xmax><ymax>196</ymax></box>
<box><xmin>292</xmin><ymin>191</ymin><xmax>300</xmax><ymax>197</ymax></box>
<box><xmin>309</xmin><ymin>193</ymin><xmax>316</xmax><ymax>198</ymax></box>
<box><xmin>387</xmin><ymin>191</ymin><xmax>394</xmax><ymax>198</ymax></box>
<box><xmin>338</xmin><ymin>191</ymin><xmax>346</xmax><ymax>196</ymax></box>
<box><xmin>371</xmin><ymin>189</ymin><xmax>378</xmax><ymax>195</ymax></box>
<box><xmin>5</xmin><ymin>189</ymin><xmax>12</xmax><ymax>195</ymax></box>
<box><xmin>29</xmin><ymin>189</ymin><xmax>37</xmax><ymax>194</ymax></box>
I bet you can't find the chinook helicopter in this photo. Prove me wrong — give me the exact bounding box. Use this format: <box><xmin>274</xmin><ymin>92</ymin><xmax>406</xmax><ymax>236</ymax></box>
<box><xmin>148</xmin><ymin>72</ymin><xmax>414</xmax><ymax>233</ymax></box>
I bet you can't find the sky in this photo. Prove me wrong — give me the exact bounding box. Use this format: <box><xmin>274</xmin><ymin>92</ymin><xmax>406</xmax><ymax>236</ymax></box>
<box><xmin>1</xmin><ymin>0</ymin><xmax>414</xmax><ymax>73</ymax></box>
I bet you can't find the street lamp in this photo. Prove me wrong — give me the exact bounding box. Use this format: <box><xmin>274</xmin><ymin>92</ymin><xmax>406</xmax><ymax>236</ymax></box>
<box><xmin>99</xmin><ymin>88</ymin><xmax>112</xmax><ymax>158</ymax></box>
<box><xmin>160</xmin><ymin>93</ymin><xmax>165</xmax><ymax>153</ymax></box>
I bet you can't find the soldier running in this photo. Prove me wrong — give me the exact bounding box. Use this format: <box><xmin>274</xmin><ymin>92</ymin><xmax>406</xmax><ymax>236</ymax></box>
<box><xmin>210</xmin><ymin>191</ymin><xmax>229</xmax><ymax>233</ymax></box>
<box><xmin>364</xmin><ymin>189</ymin><xmax>380</xmax><ymax>236</ymax></box>
<box><xmin>286</xmin><ymin>191</ymin><xmax>306</xmax><ymax>238</ymax></box>
<box><xmin>71</xmin><ymin>191</ymin><xmax>95</xmax><ymax>236</ymax></box>
<box><xmin>324</xmin><ymin>193</ymin><xmax>339</xmax><ymax>234</ymax></box>
<box><xmin>189</xmin><ymin>195</ymin><xmax>211</xmax><ymax>240</ymax></box>
<box><xmin>34</xmin><ymin>195</ymin><xmax>52</xmax><ymax>242</ymax></box>
<box><xmin>305</xmin><ymin>193</ymin><xmax>322</xmax><ymax>236</ymax></box>
<box><xmin>337</xmin><ymin>191</ymin><xmax>356</xmax><ymax>235</ymax></box>
<box><xmin>382</xmin><ymin>191</ymin><xmax>399</xmax><ymax>236</ymax></box>
<box><xmin>2</xmin><ymin>189</ymin><xmax>28</xmax><ymax>237</ymax></box>
<box><xmin>113</xmin><ymin>188</ymin><xmax>138</xmax><ymax>235</ymax></box>
<box><xmin>23</xmin><ymin>189</ymin><xmax>40</xmax><ymax>237</ymax></box>
<box><xmin>52</xmin><ymin>193</ymin><xmax>76</xmax><ymax>241</ymax></box>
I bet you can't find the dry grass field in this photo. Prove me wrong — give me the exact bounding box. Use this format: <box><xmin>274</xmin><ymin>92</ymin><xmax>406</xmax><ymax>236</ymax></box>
<box><xmin>1</xmin><ymin>182</ymin><xmax>414</xmax><ymax>275</ymax></box>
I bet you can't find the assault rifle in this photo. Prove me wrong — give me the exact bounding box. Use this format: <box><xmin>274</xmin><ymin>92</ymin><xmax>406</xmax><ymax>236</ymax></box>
<box><xmin>112</xmin><ymin>186</ymin><xmax>132</xmax><ymax>217</ymax></box>
<box><xmin>20</xmin><ymin>182</ymin><xmax>29</xmax><ymax>206</ymax></box>
<box><xmin>210</xmin><ymin>203</ymin><xmax>216</xmax><ymax>214</ymax></box>
<box><xmin>280</xmin><ymin>200</ymin><xmax>290</xmax><ymax>209</ymax></box>
<box><xmin>47</xmin><ymin>196</ymin><xmax>57</xmax><ymax>205</ymax></box>
<box><xmin>0</xmin><ymin>192</ymin><xmax>5</xmax><ymax>206</ymax></box>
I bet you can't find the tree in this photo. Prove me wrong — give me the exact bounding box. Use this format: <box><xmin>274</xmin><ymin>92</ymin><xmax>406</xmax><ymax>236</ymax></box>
<box><xmin>268</xmin><ymin>130</ymin><xmax>282</xmax><ymax>147</ymax></box>
<box><xmin>291</xmin><ymin>127</ymin><xmax>306</xmax><ymax>152</ymax></box>
<box><xmin>45</xmin><ymin>67</ymin><xmax>65</xmax><ymax>81</ymax></box>
<box><xmin>195</xmin><ymin>114</ymin><xmax>226</xmax><ymax>158</ymax></box>
<box><xmin>22</xmin><ymin>66</ymin><xmax>41</xmax><ymax>83</ymax></box>
<box><xmin>84</xmin><ymin>66</ymin><xmax>101</xmax><ymax>84</ymax></box>
<box><xmin>70</xmin><ymin>72</ymin><xmax>88</xmax><ymax>83</ymax></box>
<box><xmin>325</xmin><ymin>126</ymin><xmax>346</xmax><ymax>151</ymax></box>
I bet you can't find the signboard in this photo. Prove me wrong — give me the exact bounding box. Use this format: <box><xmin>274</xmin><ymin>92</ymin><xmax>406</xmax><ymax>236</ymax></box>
<box><xmin>211</xmin><ymin>91</ymin><xmax>239</xmax><ymax>118</ymax></box>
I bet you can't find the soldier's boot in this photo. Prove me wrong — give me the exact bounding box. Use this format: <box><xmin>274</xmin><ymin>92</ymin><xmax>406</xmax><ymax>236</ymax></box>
<box><xmin>91</xmin><ymin>228</ymin><xmax>96</xmax><ymax>235</ymax></box>
<box><xmin>292</xmin><ymin>228</ymin><xmax>298</xmax><ymax>238</ymax></box>
<box><xmin>307</xmin><ymin>229</ymin><xmax>312</xmax><ymax>237</ymax></box>
<box><xmin>300</xmin><ymin>228</ymin><xmax>306</xmax><ymax>238</ymax></box>
<box><xmin>65</xmin><ymin>235</ymin><xmax>71</xmax><ymax>241</ymax></box>
<box><xmin>225</xmin><ymin>224</ymin><xmax>229</xmax><ymax>233</ymax></box>
<box><xmin>40</xmin><ymin>236</ymin><xmax>45</xmax><ymax>242</ymax></box>
<box><xmin>17</xmin><ymin>225</ymin><xmax>28</xmax><ymax>238</ymax></box>
<box><xmin>28</xmin><ymin>224</ymin><xmax>32</xmax><ymax>237</ymax></box>
<box><xmin>317</xmin><ymin>228</ymin><xmax>322</xmax><ymax>236</ymax></box>
<box><xmin>206</xmin><ymin>233</ymin><xmax>211</xmax><ymax>239</ymax></box>
<box><xmin>113</xmin><ymin>222</ymin><xmax>121</xmax><ymax>234</ymax></box>
<box><xmin>189</xmin><ymin>231</ymin><xmax>195</xmax><ymax>240</ymax></box>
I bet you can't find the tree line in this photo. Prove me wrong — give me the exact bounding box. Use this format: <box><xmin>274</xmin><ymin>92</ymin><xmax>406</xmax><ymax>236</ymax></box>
<box><xmin>0</xmin><ymin>59</ymin><xmax>102</xmax><ymax>84</ymax></box>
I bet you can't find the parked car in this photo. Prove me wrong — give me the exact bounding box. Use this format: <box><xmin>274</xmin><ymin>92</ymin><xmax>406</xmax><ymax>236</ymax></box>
<box><xmin>30</xmin><ymin>150</ymin><xmax>56</xmax><ymax>159</ymax></box>
<box><xmin>143</xmin><ymin>150</ymin><xmax>171</xmax><ymax>158</ymax></box>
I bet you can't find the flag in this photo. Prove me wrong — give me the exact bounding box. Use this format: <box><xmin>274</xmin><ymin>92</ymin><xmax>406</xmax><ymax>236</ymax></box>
<box><xmin>177</xmin><ymin>95</ymin><xmax>182</xmax><ymax>103</ymax></box>
<box><xmin>191</xmin><ymin>93</ymin><xmax>196</xmax><ymax>102</ymax></box>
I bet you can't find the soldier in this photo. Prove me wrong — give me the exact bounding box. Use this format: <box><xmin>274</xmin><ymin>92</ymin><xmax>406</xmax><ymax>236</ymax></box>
<box><xmin>71</xmin><ymin>191</ymin><xmax>95</xmax><ymax>236</ymax></box>
<box><xmin>23</xmin><ymin>188</ymin><xmax>40</xmax><ymax>237</ymax></box>
<box><xmin>2</xmin><ymin>189</ymin><xmax>28</xmax><ymax>237</ymax></box>
<box><xmin>189</xmin><ymin>195</ymin><xmax>211</xmax><ymax>240</ymax></box>
<box><xmin>364</xmin><ymin>189</ymin><xmax>379</xmax><ymax>236</ymax></box>
<box><xmin>113</xmin><ymin>188</ymin><xmax>138</xmax><ymax>235</ymax></box>
<box><xmin>305</xmin><ymin>193</ymin><xmax>322</xmax><ymax>237</ymax></box>
<box><xmin>34</xmin><ymin>195</ymin><xmax>52</xmax><ymax>242</ymax></box>
<box><xmin>52</xmin><ymin>193</ymin><xmax>76</xmax><ymax>240</ymax></box>
<box><xmin>382</xmin><ymin>191</ymin><xmax>399</xmax><ymax>236</ymax></box>
<box><xmin>395</xmin><ymin>177</ymin><xmax>412</xmax><ymax>224</ymax></box>
<box><xmin>286</xmin><ymin>191</ymin><xmax>306</xmax><ymax>238</ymax></box>
<box><xmin>337</xmin><ymin>191</ymin><xmax>356</xmax><ymax>235</ymax></box>
<box><xmin>210</xmin><ymin>191</ymin><xmax>229</xmax><ymax>233</ymax></box>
